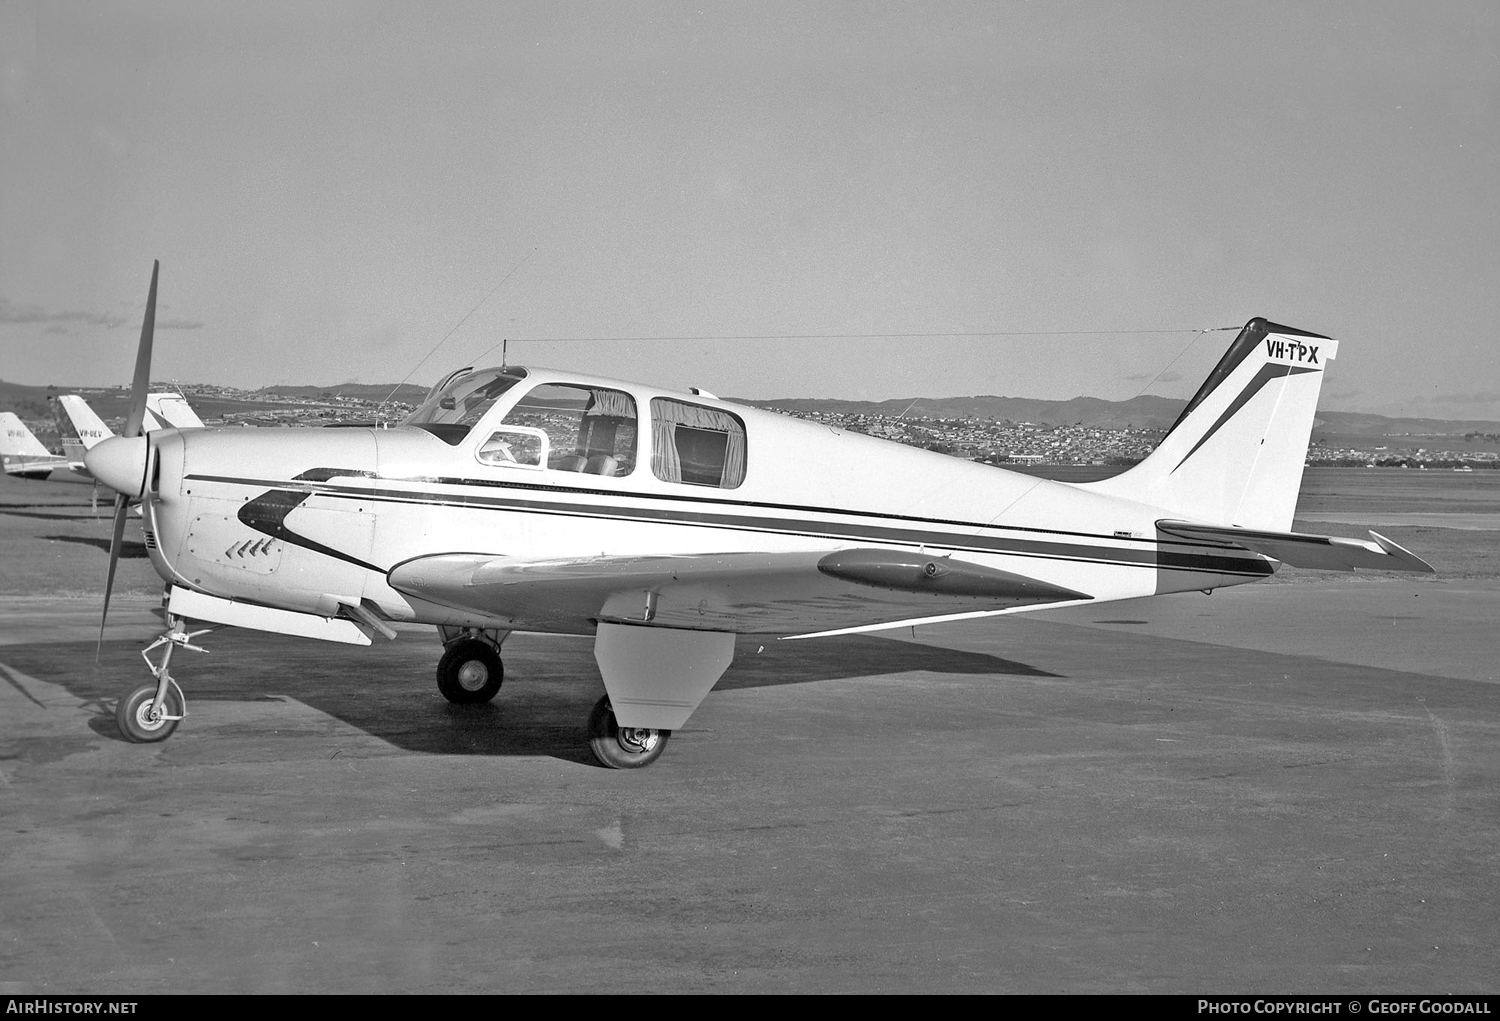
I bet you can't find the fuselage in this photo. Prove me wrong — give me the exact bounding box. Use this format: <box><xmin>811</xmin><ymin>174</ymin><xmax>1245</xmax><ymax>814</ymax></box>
<box><xmin>1</xmin><ymin>459</ymin><xmax>91</xmax><ymax>483</ymax></box>
<box><xmin>132</xmin><ymin>366</ymin><xmax>1272</xmax><ymax>634</ymax></box>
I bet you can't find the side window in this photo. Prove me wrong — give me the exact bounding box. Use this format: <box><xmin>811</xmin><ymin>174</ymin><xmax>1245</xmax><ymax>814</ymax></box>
<box><xmin>493</xmin><ymin>384</ymin><xmax>638</xmax><ymax>476</ymax></box>
<box><xmin>476</xmin><ymin>427</ymin><xmax>545</xmax><ymax>467</ymax></box>
<box><xmin>650</xmin><ymin>399</ymin><xmax>747</xmax><ymax>488</ymax></box>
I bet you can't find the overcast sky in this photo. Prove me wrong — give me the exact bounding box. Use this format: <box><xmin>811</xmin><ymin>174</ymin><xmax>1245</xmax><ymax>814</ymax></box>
<box><xmin>1</xmin><ymin>1</ymin><xmax>1496</xmax><ymax>418</ymax></box>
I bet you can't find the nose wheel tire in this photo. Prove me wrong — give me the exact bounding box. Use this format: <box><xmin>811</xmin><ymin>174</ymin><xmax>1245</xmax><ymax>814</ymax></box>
<box><xmin>116</xmin><ymin>684</ymin><xmax>183</xmax><ymax>743</ymax></box>
<box><xmin>587</xmin><ymin>695</ymin><xmax>670</xmax><ymax>769</ymax></box>
<box><xmin>436</xmin><ymin>639</ymin><xmax>504</xmax><ymax>704</ymax></box>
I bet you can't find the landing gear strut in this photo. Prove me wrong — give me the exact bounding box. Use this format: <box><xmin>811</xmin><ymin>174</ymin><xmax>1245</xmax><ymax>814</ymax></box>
<box><xmin>115</xmin><ymin>615</ymin><xmax>213</xmax><ymax>743</ymax></box>
<box><xmin>435</xmin><ymin>626</ymin><xmax>508</xmax><ymax>704</ymax></box>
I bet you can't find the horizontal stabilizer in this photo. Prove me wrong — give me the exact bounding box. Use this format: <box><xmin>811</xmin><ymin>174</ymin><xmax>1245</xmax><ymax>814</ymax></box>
<box><xmin>1157</xmin><ymin>520</ymin><xmax>1434</xmax><ymax>574</ymax></box>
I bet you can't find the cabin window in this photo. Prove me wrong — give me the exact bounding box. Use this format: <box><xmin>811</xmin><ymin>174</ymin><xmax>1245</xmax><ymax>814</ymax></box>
<box><xmin>406</xmin><ymin>366</ymin><xmax>529</xmax><ymax>445</ymax></box>
<box><xmin>476</xmin><ymin>426</ymin><xmax>545</xmax><ymax>467</ymax></box>
<box><xmin>496</xmin><ymin>383</ymin><xmax>637</xmax><ymax>476</ymax></box>
<box><xmin>650</xmin><ymin>398</ymin><xmax>746</xmax><ymax>488</ymax></box>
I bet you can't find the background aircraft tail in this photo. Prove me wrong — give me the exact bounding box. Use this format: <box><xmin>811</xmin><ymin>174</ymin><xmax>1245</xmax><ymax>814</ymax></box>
<box><xmin>55</xmin><ymin>395</ymin><xmax>115</xmax><ymax>451</ymax></box>
<box><xmin>1082</xmin><ymin>318</ymin><xmax>1336</xmax><ymax>532</ymax></box>
<box><xmin>54</xmin><ymin>392</ymin><xmax>200</xmax><ymax>461</ymax></box>
<box><xmin>1</xmin><ymin>411</ymin><xmax>78</xmax><ymax>480</ymax></box>
<box><xmin>146</xmin><ymin>392</ymin><xmax>205</xmax><ymax>429</ymax></box>
<box><xmin>1</xmin><ymin>412</ymin><xmax>56</xmax><ymax>465</ymax></box>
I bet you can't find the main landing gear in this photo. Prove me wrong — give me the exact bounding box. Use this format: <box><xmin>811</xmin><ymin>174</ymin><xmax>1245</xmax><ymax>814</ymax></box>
<box><xmin>115</xmin><ymin>615</ymin><xmax>214</xmax><ymax>743</ymax></box>
<box><xmin>586</xmin><ymin>695</ymin><xmax>670</xmax><ymax>769</ymax></box>
<box><xmin>435</xmin><ymin>626</ymin><xmax>508</xmax><ymax>704</ymax></box>
<box><xmin>434</xmin><ymin>626</ymin><xmax>674</xmax><ymax>768</ymax></box>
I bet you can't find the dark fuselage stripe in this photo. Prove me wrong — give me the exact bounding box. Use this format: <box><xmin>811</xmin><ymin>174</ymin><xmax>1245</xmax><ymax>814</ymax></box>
<box><xmin>183</xmin><ymin>473</ymin><xmax>1272</xmax><ymax>578</ymax></box>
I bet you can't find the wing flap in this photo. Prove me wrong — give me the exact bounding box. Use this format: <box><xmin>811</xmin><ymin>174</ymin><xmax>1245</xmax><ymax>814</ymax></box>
<box><xmin>1156</xmin><ymin>520</ymin><xmax>1434</xmax><ymax>573</ymax></box>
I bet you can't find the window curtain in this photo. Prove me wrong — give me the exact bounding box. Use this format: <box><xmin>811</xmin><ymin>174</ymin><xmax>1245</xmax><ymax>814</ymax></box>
<box><xmin>650</xmin><ymin>399</ymin><xmax>746</xmax><ymax>487</ymax></box>
<box><xmin>721</xmin><ymin>428</ymin><xmax>746</xmax><ymax>487</ymax></box>
<box><xmin>651</xmin><ymin>400</ymin><xmax>742</xmax><ymax>431</ymax></box>
<box><xmin>652</xmin><ymin>422</ymin><xmax>682</xmax><ymax>481</ymax></box>
<box><xmin>587</xmin><ymin>388</ymin><xmax>635</xmax><ymax>419</ymax></box>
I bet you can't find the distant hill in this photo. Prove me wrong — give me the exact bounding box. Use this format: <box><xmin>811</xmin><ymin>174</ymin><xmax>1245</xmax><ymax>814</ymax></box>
<box><xmin>733</xmin><ymin>394</ymin><xmax>1500</xmax><ymax>438</ymax></box>
<box><xmin>256</xmin><ymin>382</ymin><xmax>429</xmax><ymax>404</ymax></box>
<box><xmin>0</xmin><ymin>379</ymin><xmax>430</xmax><ymax>425</ymax></box>
<box><xmin>734</xmin><ymin>394</ymin><xmax>1188</xmax><ymax>430</ymax></box>
<box><xmin>0</xmin><ymin>379</ymin><xmax>60</xmax><ymax>420</ymax></box>
<box><xmin>4</xmin><ymin>376</ymin><xmax>1497</xmax><ymax>439</ymax></box>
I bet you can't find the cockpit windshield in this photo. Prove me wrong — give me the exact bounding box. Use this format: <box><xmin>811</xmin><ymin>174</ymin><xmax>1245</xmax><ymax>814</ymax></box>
<box><xmin>404</xmin><ymin>366</ymin><xmax>529</xmax><ymax>445</ymax></box>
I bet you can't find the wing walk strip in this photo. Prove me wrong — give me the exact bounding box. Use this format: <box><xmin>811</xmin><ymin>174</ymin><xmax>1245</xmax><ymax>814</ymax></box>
<box><xmin>185</xmin><ymin>473</ymin><xmax>1273</xmax><ymax>578</ymax></box>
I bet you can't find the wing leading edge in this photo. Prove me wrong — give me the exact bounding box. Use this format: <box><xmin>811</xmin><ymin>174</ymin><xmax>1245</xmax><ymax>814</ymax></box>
<box><xmin>387</xmin><ymin>547</ymin><xmax>1091</xmax><ymax>636</ymax></box>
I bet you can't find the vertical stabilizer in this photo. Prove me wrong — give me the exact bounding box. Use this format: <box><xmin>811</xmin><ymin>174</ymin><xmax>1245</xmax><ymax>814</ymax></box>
<box><xmin>1</xmin><ymin>413</ymin><xmax>53</xmax><ymax>458</ymax></box>
<box><xmin>146</xmin><ymin>392</ymin><xmax>205</xmax><ymax>429</ymax></box>
<box><xmin>55</xmin><ymin>395</ymin><xmax>116</xmax><ymax>450</ymax></box>
<box><xmin>1084</xmin><ymin>318</ymin><xmax>1336</xmax><ymax>531</ymax></box>
<box><xmin>1</xmin><ymin>412</ymin><xmax>75</xmax><ymax>478</ymax></box>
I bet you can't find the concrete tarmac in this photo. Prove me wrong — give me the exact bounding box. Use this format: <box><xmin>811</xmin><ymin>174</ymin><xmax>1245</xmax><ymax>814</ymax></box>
<box><xmin>1</xmin><ymin>578</ymin><xmax>1497</xmax><ymax>993</ymax></box>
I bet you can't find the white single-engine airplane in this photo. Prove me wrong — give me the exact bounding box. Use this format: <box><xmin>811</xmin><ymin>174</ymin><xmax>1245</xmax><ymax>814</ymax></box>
<box><xmin>85</xmin><ymin>263</ymin><xmax>1432</xmax><ymax>767</ymax></box>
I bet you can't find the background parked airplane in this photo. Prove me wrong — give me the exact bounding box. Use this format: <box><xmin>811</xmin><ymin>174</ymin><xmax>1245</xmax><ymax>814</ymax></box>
<box><xmin>54</xmin><ymin>391</ymin><xmax>204</xmax><ymax>460</ymax></box>
<box><xmin>0</xmin><ymin>412</ymin><xmax>88</xmax><ymax>483</ymax></box>
<box><xmin>1</xmin><ymin>391</ymin><xmax>205</xmax><ymax>490</ymax></box>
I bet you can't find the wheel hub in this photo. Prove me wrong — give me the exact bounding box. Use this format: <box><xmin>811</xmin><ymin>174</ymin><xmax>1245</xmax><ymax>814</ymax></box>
<box><xmin>135</xmin><ymin>699</ymin><xmax>166</xmax><ymax>730</ymax></box>
<box><xmin>457</xmin><ymin>660</ymin><xmax>489</xmax><ymax>691</ymax></box>
<box><xmin>618</xmin><ymin>727</ymin><xmax>660</xmax><ymax>754</ymax></box>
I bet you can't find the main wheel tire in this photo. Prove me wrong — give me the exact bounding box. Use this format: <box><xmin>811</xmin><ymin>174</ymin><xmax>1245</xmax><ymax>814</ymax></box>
<box><xmin>116</xmin><ymin>683</ymin><xmax>183</xmax><ymax>743</ymax></box>
<box><xmin>436</xmin><ymin>639</ymin><xmax>503</xmax><ymax>704</ymax></box>
<box><xmin>587</xmin><ymin>695</ymin><xmax>670</xmax><ymax>769</ymax></box>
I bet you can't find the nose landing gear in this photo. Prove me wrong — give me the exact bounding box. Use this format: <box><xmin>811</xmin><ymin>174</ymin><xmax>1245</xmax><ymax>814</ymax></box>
<box><xmin>116</xmin><ymin>681</ymin><xmax>185</xmax><ymax>743</ymax></box>
<box><xmin>114</xmin><ymin>615</ymin><xmax>214</xmax><ymax>743</ymax></box>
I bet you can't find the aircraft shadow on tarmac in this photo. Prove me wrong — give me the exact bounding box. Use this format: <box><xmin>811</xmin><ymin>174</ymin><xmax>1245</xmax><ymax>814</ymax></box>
<box><xmin>2</xmin><ymin>631</ymin><xmax>1059</xmax><ymax>766</ymax></box>
<box><xmin>0</xmin><ymin>507</ymin><xmax>106</xmax><ymax>522</ymax></box>
<box><xmin>41</xmin><ymin>534</ymin><xmax>149</xmax><ymax>558</ymax></box>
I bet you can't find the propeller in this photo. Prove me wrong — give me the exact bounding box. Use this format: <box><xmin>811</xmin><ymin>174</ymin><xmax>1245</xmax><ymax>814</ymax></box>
<box><xmin>94</xmin><ymin>260</ymin><xmax>159</xmax><ymax>659</ymax></box>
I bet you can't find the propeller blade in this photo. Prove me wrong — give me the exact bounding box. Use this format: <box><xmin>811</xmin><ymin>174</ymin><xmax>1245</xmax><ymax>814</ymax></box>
<box><xmin>97</xmin><ymin>261</ymin><xmax>158</xmax><ymax>660</ymax></box>
<box><xmin>96</xmin><ymin>492</ymin><xmax>131</xmax><ymax>661</ymax></box>
<box><xmin>123</xmin><ymin>260</ymin><xmax>158</xmax><ymax>439</ymax></box>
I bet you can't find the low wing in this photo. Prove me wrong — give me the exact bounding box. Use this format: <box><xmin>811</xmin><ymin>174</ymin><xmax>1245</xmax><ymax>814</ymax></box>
<box><xmin>387</xmin><ymin>547</ymin><xmax>1091</xmax><ymax>636</ymax></box>
<box><xmin>1156</xmin><ymin>520</ymin><xmax>1434</xmax><ymax>573</ymax></box>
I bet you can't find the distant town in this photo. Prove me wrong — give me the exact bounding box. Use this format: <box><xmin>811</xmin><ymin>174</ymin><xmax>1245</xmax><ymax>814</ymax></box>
<box><xmin>7</xmin><ymin>379</ymin><xmax>1498</xmax><ymax>471</ymax></box>
<box><xmin>751</xmin><ymin>405</ymin><xmax>1500</xmax><ymax>470</ymax></box>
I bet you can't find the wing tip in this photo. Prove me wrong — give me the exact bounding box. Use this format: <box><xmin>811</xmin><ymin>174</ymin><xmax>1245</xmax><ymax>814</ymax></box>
<box><xmin>1368</xmin><ymin>531</ymin><xmax>1437</xmax><ymax>574</ymax></box>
